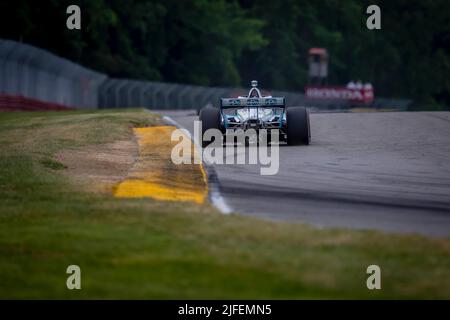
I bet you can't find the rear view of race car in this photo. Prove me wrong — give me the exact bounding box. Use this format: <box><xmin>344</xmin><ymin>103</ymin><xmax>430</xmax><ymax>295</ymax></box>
<box><xmin>199</xmin><ymin>80</ymin><xmax>311</xmax><ymax>147</ymax></box>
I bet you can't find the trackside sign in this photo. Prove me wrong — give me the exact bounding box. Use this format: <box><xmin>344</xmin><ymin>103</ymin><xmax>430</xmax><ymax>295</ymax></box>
<box><xmin>305</xmin><ymin>86</ymin><xmax>374</xmax><ymax>104</ymax></box>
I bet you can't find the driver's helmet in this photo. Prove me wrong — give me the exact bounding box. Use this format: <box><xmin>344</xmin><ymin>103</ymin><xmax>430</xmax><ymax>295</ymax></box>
<box><xmin>249</xmin><ymin>89</ymin><xmax>259</xmax><ymax>98</ymax></box>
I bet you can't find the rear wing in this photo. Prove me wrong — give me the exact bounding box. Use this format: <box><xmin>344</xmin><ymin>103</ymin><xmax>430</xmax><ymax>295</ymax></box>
<box><xmin>220</xmin><ymin>97</ymin><xmax>285</xmax><ymax>108</ymax></box>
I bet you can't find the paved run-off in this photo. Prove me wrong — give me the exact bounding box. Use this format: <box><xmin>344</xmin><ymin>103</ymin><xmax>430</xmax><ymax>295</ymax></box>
<box><xmin>161</xmin><ymin>110</ymin><xmax>450</xmax><ymax>237</ymax></box>
<box><xmin>114</xmin><ymin>126</ymin><xmax>208</xmax><ymax>204</ymax></box>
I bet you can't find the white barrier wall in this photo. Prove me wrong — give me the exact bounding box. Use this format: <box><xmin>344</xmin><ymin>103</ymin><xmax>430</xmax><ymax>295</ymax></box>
<box><xmin>0</xmin><ymin>39</ymin><xmax>107</xmax><ymax>109</ymax></box>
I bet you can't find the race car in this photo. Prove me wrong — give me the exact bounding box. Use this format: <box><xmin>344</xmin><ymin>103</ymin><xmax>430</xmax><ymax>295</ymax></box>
<box><xmin>199</xmin><ymin>80</ymin><xmax>310</xmax><ymax>147</ymax></box>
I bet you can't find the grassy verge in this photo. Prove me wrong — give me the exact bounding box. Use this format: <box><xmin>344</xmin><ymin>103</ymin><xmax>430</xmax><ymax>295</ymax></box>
<box><xmin>0</xmin><ymin>109</ymin><xmax>449</xmax><ymax>299</ymax></box>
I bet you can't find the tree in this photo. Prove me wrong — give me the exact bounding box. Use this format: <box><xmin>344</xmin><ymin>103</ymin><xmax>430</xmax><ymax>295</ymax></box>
<box><xmin>1</xmin><ymin>0</ymin><xmax>449</xmax><ymax>107</ymax></box>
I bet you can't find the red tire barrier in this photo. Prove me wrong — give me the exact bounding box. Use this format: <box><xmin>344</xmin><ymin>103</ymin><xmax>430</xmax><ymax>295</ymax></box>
<box><xmin>0</xmin><ymin>94</ymin><xmax>74</xmax><ymax>112</ymax></box>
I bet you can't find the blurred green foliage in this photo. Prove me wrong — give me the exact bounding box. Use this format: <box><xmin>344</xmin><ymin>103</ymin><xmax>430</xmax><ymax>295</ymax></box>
<box><xmin>1</xmin><ymin>0</ymin><xmax>449</xmax><ymax>107</ymax></box>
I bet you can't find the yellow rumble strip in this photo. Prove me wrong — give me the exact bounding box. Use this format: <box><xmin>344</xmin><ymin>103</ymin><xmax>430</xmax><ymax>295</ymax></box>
<box><xmin>114</xmin><ymin>126</ymin><xmax>208</xmax><ymax>204</ymax></box>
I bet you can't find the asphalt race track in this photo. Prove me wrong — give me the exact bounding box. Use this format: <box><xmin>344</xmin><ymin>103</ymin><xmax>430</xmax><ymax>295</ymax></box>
<box><xmin>162</xmin><ymin>110</ymin><xmax>450</xmax><ymax>237</ymax></box>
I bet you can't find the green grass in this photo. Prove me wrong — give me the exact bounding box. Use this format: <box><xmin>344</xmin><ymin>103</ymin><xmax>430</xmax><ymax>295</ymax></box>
<box><xmin>40</xmin><ymin>158</ymin><xmax>67</xmax><ymax>170</ymax></box>
<box><xmin>0</xmin><ymin>109</ymin><xmax>449</xmax><ymax>299</ymax></box>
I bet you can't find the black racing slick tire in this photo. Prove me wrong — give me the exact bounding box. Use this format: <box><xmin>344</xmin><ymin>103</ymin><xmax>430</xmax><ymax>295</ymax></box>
<box><xmin>199</xmin><ymin>107</ymin><xmax>221</xmax><ymax>148</ymax></box>
<box><xmin>286</xmin><ymin>107</ymin><xmax>311</xmax><ymax>146</ymax></box>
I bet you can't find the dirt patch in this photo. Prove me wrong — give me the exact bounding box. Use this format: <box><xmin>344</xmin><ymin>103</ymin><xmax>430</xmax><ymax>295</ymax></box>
<box><xmin>55</xmin><ymin>138</ymin><xmax>138</xmax><ymax>194</ymax></box>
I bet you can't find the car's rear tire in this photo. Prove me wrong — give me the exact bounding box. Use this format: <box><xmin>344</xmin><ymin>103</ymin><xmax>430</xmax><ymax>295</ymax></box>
<box><xmin>286</xmin><ymin>107</ymin><xmax>310</xmax><ymax>145</ymax></box>
<box><xmin>199</xmin><ymin>107</ymin><xmax>221</xmax><ymax>148</ymax></box>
